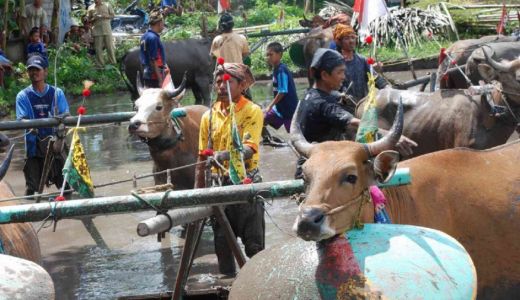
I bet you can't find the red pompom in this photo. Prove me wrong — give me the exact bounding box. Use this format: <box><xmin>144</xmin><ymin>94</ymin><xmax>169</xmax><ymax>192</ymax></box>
<box><xmin>217</xmin><ymin>57</ymin><xmax>225</xmax><ymax>65</ymax></box>
<box><xmin>55</xmin><ymin>195</ymin><xmax>65</xmax><ymax>201</ymax></box>
<box><xmin>442</xmin><ymin>74</ymin><xmax>449</xmax><ymax>81</ymax></box>
<box><xmin>242</xmin><ymin>177</ymin><xmax>253</xmax><ymax>184</ymax></box>
<box><xmin>222</xmin><ymin>73</ymin><xmax>231</xmax><ymax>81</ymax></box>
<box><xmin>82</xmin><ymin>88</ymin><xmax>91</xmax><ymax>97</ymax></box>
<box><xmin>440</xmin><ymin>48</ymin><xmax>446</xmax><ymax>55</ymax></box>
<box><xmin>77</xmin><ymin>105</ymin><xmax>86</xmax><ymax>115</ymax></box>
<box><xmin>367</xmin><ymin>57</ymin><xmax>375</xmax><ymax>65</ymax></box>
<box><xmin>364</xmin><ymin>35</ymin><xmax>373</xmax><ymax>44</ymax></box>
<box><xmin>451</xmin><ymin>59</ymin><xmax>457</xmax><ymax>65</ymax></box>
<box><xmin>201</xmin><ymin>148</ymin><xmax>214</xmax><ymax>156</ymax></box>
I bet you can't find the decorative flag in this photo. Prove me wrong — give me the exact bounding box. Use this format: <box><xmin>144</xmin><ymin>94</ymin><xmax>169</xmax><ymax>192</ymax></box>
<box><xmin>496</xmin><ymin>1</ymin><xmax>507</xmax><ymax>35</ymax></box>
<box><xmin>353</xmin><ymin>0</ymin><xmax>388</xmax><ymax>38</ymax></box>
<box><xmin>63</xmin><ymin>129</ymin><xmax>94</xmax><ymax>197</ymax></box>
<box><xmin>355</xmin><ymin>73</ymin><xmax>391</xmax><ymax>224</ymax></box>
<box><xmin>218</xmin><ymin>0</ymin><xmax>230</xmax><ymax>14</ymax></box>
<box><xmin>355</xmin><ymin>73</ymin><xmax>379</xmax><ymax>143</ymax></box>
<box><xmin>227</xmin><ymin>101</ymin><xmax>247</xmax><ymax>185</ymax></box>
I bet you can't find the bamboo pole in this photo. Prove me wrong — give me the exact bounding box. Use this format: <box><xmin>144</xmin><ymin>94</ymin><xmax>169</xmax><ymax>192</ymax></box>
<box><xmin>136</xmin><ymin>207</ymin><xmax>213</xmax><ymax>237</ymax></box>
<box><xmin>0</xmin><ymin>180</ymin><xmax>305</xmax><ymax>224</ymax></box>
<box><xmin>0</xmin><ymin>112</ymin><xmax>136</xmax><ymax>130</ymax></box>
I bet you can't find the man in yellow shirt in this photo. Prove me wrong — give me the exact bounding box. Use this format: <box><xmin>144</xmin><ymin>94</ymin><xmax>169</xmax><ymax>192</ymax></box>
<box><xmin>87</xmin><ymin>0</ymin><xmax>116</xmax><ymax>67</ymax></box>
<box><xmin>196</xmin><ymin>63</ymin><xmax>264</xmax><ymax>276</ymax></box>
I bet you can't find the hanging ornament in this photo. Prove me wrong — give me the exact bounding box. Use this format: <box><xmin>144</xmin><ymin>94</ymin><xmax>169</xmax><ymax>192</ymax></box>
<box><xmin>367</xmin><ymin>57</ymin><xmax>375</xmax><ymax>65</ymax></box>
<box><xmin>365</xmin><ymin>35</ymin><xmax>373</xmax><ymax>44</ymax></box>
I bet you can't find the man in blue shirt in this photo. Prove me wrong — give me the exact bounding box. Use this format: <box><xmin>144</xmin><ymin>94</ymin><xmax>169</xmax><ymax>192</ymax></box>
<box><xmin>264</xmin><ymin>42</ymin><xmax>298</xmax><ymax>134</ymax></box>
<box><xmin>139</xmin><ymin>10</ymin><xmax>166</xmax><ymax>88</ymax></box>
<box><xmin>16</xmin><ymin>55</ymin><xmax>70</xmax><ymax>196</ymax></box>
<box><xmin>333</xmin><ymin>24</ymin><xmax>387</xmax><ymax>114</ymax></box>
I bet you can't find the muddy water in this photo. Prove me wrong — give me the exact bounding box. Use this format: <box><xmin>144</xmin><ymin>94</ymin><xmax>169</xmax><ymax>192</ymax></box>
<box><xmin>4</xmin><ymin>70</ymin><xmax>516</xmax><ymax>299</ymax></box>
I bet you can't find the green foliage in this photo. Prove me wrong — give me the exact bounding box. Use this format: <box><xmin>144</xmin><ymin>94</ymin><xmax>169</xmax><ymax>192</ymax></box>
<box><xmin>0</xmin><ymin>44</ymin><xmax>131</xmax><ymax>115</ymax></box>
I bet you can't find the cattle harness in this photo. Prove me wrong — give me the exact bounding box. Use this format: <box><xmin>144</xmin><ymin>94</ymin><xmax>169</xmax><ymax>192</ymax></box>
<box><xmin>139</xmin><ymin>108</ymin><xmax>187</xmax><ymax>151</ymax></box>
<box><xmin>467</xmin><ymin>81</ymin><xmax>520</xmax><ymax>126</ymax></box>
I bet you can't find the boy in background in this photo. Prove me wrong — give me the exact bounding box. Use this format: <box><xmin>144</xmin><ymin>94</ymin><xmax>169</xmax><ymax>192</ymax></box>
<box><xmin>263</xmin><ymin>42</ymin><xmax>298</xmax><ymax>142</ymax></box>
<box><xmin>26</xmin><ymin>27</ymin><xmax>48</xmax><ymax>60</ymax></box>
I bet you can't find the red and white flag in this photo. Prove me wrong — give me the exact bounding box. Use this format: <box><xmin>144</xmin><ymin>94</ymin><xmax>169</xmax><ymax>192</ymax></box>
<box><xmin>218</xmin><ymin>0</ymin><xmax>231</xmax><ymax>14</ymax></box>
<box><xmin>496</xmin><ymin>1</ymin><xmax>507</xmax><ymax>35</ymax></box>
<box><xmin>353</xmin><ymin>0</ymin><xmax>388</xmax><ymax>38</ymax></box>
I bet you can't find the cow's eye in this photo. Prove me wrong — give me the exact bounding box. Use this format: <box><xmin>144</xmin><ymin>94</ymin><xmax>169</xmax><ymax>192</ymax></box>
<box><xmin>155</xmin><ymin>105</ymin><xmax>163</xmax><ymax>111</ymax></box>
<box><xmin>341</xmin><ymin>174</ymin><xmax>357</xmax><ymax>185</ymax></box>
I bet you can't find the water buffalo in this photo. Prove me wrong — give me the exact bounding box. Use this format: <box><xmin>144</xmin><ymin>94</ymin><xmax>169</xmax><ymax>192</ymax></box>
<box><xmin>128</xmin><ymin>77</ymin><xmax>208</xmax><ymax>190</ymax></box>
<box><xmin>436</xmin><ymin>35</ymin><xmax>518</xmax><ymax>89</ymax></box>
<box><xmin>465</xmin><ymin>41</ymin><xmax>520</xmax><ymax>85</ymax></box>
<box><xmin>290</xmin><ymin>101</ymin><xmax>520</xmax><ymax>298</ymax></box>
<box><xmin>357</xmin><ymin>50</ymin><xmax>520</xmax><ymax>158</ymax></box>
<box><xmin>121</xmin><ymin>38</ymin><xmax>213</xmax><ymax>106</ymax></box>
<box><xmin>0</xmin><ymin>134</ymin><xmax>41</xmax><ymax>263</ymax></box>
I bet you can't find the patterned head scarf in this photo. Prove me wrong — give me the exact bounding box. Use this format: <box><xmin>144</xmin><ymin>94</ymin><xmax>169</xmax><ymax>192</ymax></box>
<box><xmin>215</xmin><ymin>63</ymin><xmax>255</xmax><ymax>90</ymax></box>
<box><xmin>333</xmin><ymin>23</ymin><xmax>356</xmax><ymax>44</ymax></box>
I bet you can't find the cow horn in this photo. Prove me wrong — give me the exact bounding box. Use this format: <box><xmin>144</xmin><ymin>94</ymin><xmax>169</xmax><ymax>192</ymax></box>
<box><xmin>136</xmin><ymin>71</ymin><xmax>144</xmax><ymax>96</ymax></box>
<box><xmin>164</xmin><ymin>72</ymin><xmax>187</xmax><ymax>99</ymax></box>
<box><xmin>0</xmin><ymin>145</ymin><xmax>14</xmax><ymax>182</ymax></box>
<box><xmin>289</xmin><ymin>101</ymin><xmax>314</xmax><ymax>157</ymax></box>
<box><xmin>366</xmin><ymin>97</ymin><xmax>404</xmax><ymax>156</ymax></box>
<box><xmin>483</xmin><ymin>46</ymin><xmax>510</xmax><ymax>72</ymax></box>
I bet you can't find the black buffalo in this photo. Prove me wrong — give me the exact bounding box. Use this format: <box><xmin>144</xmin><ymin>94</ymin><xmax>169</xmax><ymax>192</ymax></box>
<box><xmin>121</xmin><ymin>38</ymin><xmax>213</xmax><ymax>106</ymax></box>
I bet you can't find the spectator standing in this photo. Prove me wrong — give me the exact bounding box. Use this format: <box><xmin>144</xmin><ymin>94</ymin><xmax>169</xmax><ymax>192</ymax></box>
<box><xmin>21</xmin><ymin>0</ymin><xmax>48</xmax><ymax>37</ymax></box>
<box><xmin>139</xmin><ymin>10</ymin><xmax>166</xmax><ymax>88</ymax></box>
<box><xmin>264</xmin><ymin>42</ymin><xmax>298</xmax><ymax>134</ymax></box>
<box><xmin>87</xmin><ymin>0</ymin><xmax>116</xmax><ymax>67</ymax></box>
<box><xmin>210</xmin><ymin>13</ymin><xmax>249</xmax><ymax>64</ymax></box>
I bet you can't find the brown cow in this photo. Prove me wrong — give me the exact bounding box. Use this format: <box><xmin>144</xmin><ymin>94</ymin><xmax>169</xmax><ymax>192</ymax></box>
<box><xmin>356</xmin><ymin>50</ymin><xmax>520</xmax><ymax>159</ymax></box>
<box><xmin>0</xmin><ymin>134</ymin><xmax>41</xmax><ymax>263</ymax></box>
<box><xmin>128</xmin><ymin>77</ymin><xmax>208</xmax><ymax>190</ymax></box>
<box><xmin>291</xmin><ymin>102</ymin><xmax>520</xmax><ymax>298</ymax></box>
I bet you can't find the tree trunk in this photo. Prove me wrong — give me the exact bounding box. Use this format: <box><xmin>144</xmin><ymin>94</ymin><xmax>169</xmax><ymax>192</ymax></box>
<box><xmin>2</xmin><ymin>0</ymin><xmax>9</xmax><ymax>50</ymax></box>
<box><xmin>51</xmin><ymin>0</ymin><xmax>60</xmax><ymax>45</ymax></box>
<box><xmin>304</xmin><ymin>0</ymin><xmax>312</xmax><ymax>14</ymax></box>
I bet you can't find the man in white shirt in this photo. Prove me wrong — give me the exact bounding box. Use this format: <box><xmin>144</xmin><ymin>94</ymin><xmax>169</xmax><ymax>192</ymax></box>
<box><xmin>22</xmin><ymin>0</ymin><xmax>48</xmax><ymax>37</ymax></box>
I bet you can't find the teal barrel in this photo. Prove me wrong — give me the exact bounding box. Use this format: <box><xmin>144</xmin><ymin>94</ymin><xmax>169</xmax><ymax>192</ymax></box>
<box><xmin>229</xmin><ymin>224</ymin><xmax>477</xmax><ymax>299</ymax></box>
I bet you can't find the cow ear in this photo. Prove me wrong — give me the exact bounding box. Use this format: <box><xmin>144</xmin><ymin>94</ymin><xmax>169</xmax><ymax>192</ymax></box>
<box><xmin>478</xmin><ymin>64</ymin><xmax>497</xmax><ymax>82</ymax></box>
<box><xmin>373</xmin><ymin>150</ymin><xmax>399</xmax><ymax>183</ymax></box>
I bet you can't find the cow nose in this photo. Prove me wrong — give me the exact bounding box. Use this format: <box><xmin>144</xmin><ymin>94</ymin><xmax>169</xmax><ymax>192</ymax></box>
<box><xmin>296</xmin><ymin>207</ymin><xmax>325</xmax><ymax>241</ymax></box>
<box><xmin>128</xmin><ymin>121</ymin><xmax>141</xmax><ymax>132</ymax></box>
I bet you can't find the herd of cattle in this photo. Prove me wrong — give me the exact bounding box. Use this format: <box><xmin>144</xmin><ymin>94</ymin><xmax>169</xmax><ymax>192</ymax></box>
<box><xmin>0</xmin><ymin>34</ymin><xmax>519</xmax><ymax>298</ymax></box>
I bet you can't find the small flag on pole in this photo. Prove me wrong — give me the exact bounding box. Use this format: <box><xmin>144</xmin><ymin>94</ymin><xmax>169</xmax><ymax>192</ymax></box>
<box><xmin>227</xmin><ymin>101</ymin><xmax>247</xmax><ymax>185</ymax></box>
<box><xmin>218</xmin><ymin>0</ymin><xmax>231</xmax><ymax>14</ymax></box>
<box><xmin>496</xmin><ymin>1</ymin><xmax>508</xmax><ymax>35</ymax></box>
<box><xmin>353</xmin><ymin>0</ymin><xmax>388</xmax><ymax>39</ymax></box>
<box><xmin>63</xmin><ymin>129</ymin><xmax>94</xmax><ymax>198</ymax></box>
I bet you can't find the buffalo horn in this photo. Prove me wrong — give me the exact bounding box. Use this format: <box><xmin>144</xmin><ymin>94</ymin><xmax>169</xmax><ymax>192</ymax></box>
<box><xmin>136</xmin><ymin>71</ymin><xmax>145</xmax><ymax>96</ymax></box>
<box><xmin>0</xmin><ymin>145</ymin><xmax>14</xmax><ymax>182</ymax></box>
<box><xmin>164</xmin><ymin>72</ymin><xmax>187</xmax><ymax>99</ymax></box>
<box><xmin>483</xmin><ymin>46</ymin><xmax>510</xmax><ymax>72</ymax></box>
<box><xmin>366</xmin><ymin>97</ymin><xmax>404</xmax><ymax>156</ymax></box>
<box><xmin>289</xmin><ymin>101</ymin><xmax>313</xmax><ymax>158</ymax></box>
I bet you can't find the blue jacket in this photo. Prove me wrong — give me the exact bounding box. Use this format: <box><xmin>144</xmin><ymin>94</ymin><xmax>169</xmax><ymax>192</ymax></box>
<box><xmin>16</xmin><ymin>84</ymin><xmax>69</xmax><ymax>157</ymax></box>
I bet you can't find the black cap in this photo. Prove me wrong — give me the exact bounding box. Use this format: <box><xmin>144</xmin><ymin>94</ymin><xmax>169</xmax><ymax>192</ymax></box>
<box><xmin>310</xmin><ymin>48</ymin><xmax>344</xmax><ymax>72</ymax></box>
<box><xmin>26</xmin><ymin>55</ymin><xmax>48</xmax><ymax>70</ymax></box>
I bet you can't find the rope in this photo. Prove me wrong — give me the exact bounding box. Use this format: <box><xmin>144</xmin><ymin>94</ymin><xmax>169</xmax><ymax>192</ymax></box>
<box><xmin>255</xmin><ymin>190</ymin><xmax>297</xmax><ymax>238</ymax></box>
<box><xmin>93</xmin><ymin>160</ymin><xmax>208</xmax><ymax>188</ymax></box>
